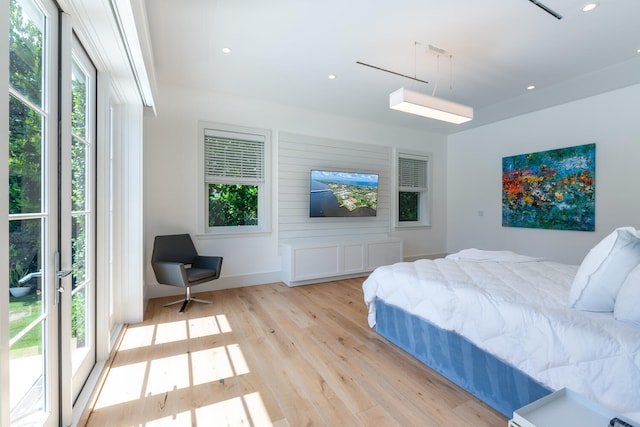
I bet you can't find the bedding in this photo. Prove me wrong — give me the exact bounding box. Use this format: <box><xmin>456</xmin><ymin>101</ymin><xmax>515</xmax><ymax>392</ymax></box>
<box><xmin>569</xmin><ymin>226</ymin><xmax>640</xmax><ymax>311</ymax></box>
<box><xmin>362</xmin><ymin>249</ymin><xmax>640</xmax><ymax>421</ymax></box>
<box><xmin>615</xmin><ymin>264</ymin><xmax>640</xmax><ymax>325</ymax></box>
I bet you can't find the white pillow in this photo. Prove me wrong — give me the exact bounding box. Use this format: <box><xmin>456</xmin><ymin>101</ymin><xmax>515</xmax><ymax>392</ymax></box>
<box><xmin>614</xmin><ymin>264</ymin><xmax>640</xmax><ymax>325</ymax></box>
<box><xmin>569</xmin><ymin>227</ymin><xmax>640</xmax><ymax>311</ymax></box>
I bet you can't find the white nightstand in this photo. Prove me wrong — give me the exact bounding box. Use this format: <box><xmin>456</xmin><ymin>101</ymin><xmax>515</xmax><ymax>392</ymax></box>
<box><xmin>509</xmin><ymin>388</ymin><xmax>636</xmax><ymax>427</ymax></box>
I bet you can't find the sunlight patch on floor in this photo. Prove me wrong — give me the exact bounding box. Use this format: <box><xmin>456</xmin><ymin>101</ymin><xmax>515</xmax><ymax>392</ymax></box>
<box><xmin>92</xmin><ymin>361</ymin><xmax>147</xmax><ymax>409</ymax></box>
<box><xmin>195</xmin><ymin>395</ymin><xmax>249</xmax><ymax>426</ymax></box>
<box><xmin>118</xmin><ymin>325</ymin><xmax>155</xmax><ymax>350</ymax></box>
<box><xmin>88</xmin><ymin>311</ymin><xmax>287</xmax><ymax>425</ymax></box>
<box><xmin>215</xmin><ymin>314</ymin><xmax>233</xmax><ymax>333</ymax></box>
<box><xmin>146</xmin><ymin>353</ymin><xmax>190</xmax><ymax>395</ymax></box>
<box><xmin>226</xmin><ymin>343</ymin><xmax>250</xmax><ymax>376</ymax></box>
<box><xmin>194</xmin><ymin>392</ymin><xmax>274</xmax><ymax>427</ymax></box>
<box><xmin>243</xmin><ymin>392</ymin><xmax>276</xmax><ymax>426</ymax></box>
<box><xmin>143</xmin><ymin>410</ymin><xmax>193</xmax><ymax>426</ymax></box>
<box><xmin>188</xmin><ymin>315</ymin><xmax>223</xmax><ymax>338</ymax></box>
<box><xmin>154</xmin><ymin>320</ymin><xmax>188</xmax><ymax>344</ymax></box>
<box><xmin>190</xmin><ymin>346</ymin><xmax>235</xmax><ymax>385</ymax></box>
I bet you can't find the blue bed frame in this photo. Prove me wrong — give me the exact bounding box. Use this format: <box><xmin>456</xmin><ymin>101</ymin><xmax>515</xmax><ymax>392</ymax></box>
<box><xmin>374</xmin><ymin>299</ymin><xmax>552</xmax><ymax>418</ymax></box>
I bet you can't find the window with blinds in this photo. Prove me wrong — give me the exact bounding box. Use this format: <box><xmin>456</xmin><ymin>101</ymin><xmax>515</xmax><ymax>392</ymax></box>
<box><xmin>201</xmin><ymin>124</ymin><xmax>271</xmax><ymax>233</ymax></box>
<box><xmin>397</xmin><ymin>152</ymin><xmax>430</xmax><ymax>226</ymax></box>
<box><xmin>204</xmin><ymin>130</ymin><xmax>265</xmax><ymax>183</ymax></box>
<box><xmin>399</xmin><ymin>156</ymin><xmax>428</xmax><ymax>191</ymax></box>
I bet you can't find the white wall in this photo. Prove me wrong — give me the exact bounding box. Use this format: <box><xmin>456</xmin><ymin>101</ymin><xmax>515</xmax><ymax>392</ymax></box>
<box><xmin>144</xmin><ymin>84</ymin><xmax>448</xmax><ymax>298</ymax></box>
<box><xmin>447</xmin><ymin>83</ymin><xmax>640</xmax><ymax>264</ymax></box>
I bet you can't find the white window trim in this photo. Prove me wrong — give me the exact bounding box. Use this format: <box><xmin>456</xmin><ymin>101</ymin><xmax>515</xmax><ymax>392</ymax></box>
<box><xmin>197</xmin><ymin>121</ymin><xmax>272</xmax><ymax>236</ymax></box>
<box><xmin>394</xmin><ymin>149</ymin><xmax>431</xmax><ymax>228</ymax></box>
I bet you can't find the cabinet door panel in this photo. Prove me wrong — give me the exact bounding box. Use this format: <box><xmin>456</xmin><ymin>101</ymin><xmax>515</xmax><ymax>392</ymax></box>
<box><xmin>293</xmin><ymin>246</ymin><xmax>339</xmax><ymax>280</ymax></box>
<box><xmin>343</xmin><ymin>243</ymin><xmax>365</xmax><ymax>273</ymax></box>
<box><xmin>367</xmin><ymin>241</ymin><xmax>402</xmax><ymax>270</ymax></box>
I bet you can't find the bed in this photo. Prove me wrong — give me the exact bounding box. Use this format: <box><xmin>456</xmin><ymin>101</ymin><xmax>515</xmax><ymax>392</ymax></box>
<box><xmin>363</xmin><ymin>240</ymin><xmax>640</xmax><ymax>423</ymax></box>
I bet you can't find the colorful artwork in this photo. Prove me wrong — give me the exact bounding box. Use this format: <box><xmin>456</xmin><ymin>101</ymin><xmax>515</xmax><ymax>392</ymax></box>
<box><xmin>502</xmin><ymin>143</ymin><xmax>595</xmax><ymax>231</ymax></box>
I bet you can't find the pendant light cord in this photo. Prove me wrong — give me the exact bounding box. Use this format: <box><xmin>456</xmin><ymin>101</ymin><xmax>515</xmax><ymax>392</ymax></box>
<box><xmin>449</xmin><ymin>55</ymin><xmax>454</xmax><ymax>91</ymax></box>
<box><xmin>414</xmin><ymin>41</ymin><xmax>417</xmax><ymax>80</ymax></box>
<box><xmin>432</xmin><ymin>55</ymin><xmax>440</xmax><ymax>96</ymax></box>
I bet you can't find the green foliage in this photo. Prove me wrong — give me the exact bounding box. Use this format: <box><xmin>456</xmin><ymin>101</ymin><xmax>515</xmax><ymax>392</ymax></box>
<box><xmin>71</xmin><ymin>54</ymin><xmax>90</xmax><ymax>289</ymax></box>
<box><xmin>72</xmin><ymin>69</ymin><xmax>87</xmax><ymax>138</ymax></box>
<box><xmin>9</xmin><ymin>294</ymin><xmax>42</xmax><ymax>357</ymax></box>
<box><xmin>9</xmin><ymin>0</ymin><xmax>44</xmax><ymax>282</ymax></box>
<box><xmin>8</xmin><ymin>0</ymin><xmax>88</xmax><ymax>353</ymax></box>
<box><xmin>8</xmin><ymin>0</ymin><xmax>45</xmax><ymax>361</ymax></box>
<box><xmin>9</xmin><ymin>96</ymin><xmax>42</xmax><ymax>216</ymax></box>
<box><xmin>399</xmin><ymin>191</ymin><xmax>419</xmax><ymax>222</ymax></box>
<box><xmin>208</xmin><ymin>184</ymin><xmax>259</xmax><ymax>226</ymax></box>
<box><xmin>71</xmin><ymin>290</ymin><xmax>86</xmax><ymax>347</ymax></box>
<box><xmin>9</xmin><ymin>0</ymin><xmax>43</xmax><ymax>106</ymax></box>
<box><xmin>9</xmin><ymin>263</ymin><xmax>27</xmax><ymax>288</ymax></box>
<box><xmin>72</xmin><ymin>215</ymin><xmax>87</xmax><ymax>287</ymax></box>
<box><xmin>72</xmin><ymin>138</ymin><xmax>87</xmax><ymax>211</ymax></box>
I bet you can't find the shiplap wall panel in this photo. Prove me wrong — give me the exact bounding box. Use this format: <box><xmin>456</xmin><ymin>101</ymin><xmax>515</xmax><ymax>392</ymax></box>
<box><xmin>279</xmin><ymin>132</ymin><xmax>393</xmax><ymax>240</ymax></box>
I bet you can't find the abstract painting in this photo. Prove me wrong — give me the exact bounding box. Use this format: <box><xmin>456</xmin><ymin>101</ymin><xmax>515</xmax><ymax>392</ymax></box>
<box><xmin>502</xmin><ymin>143</ymin><xmax>595</xmax><ymax>231</ymax></box>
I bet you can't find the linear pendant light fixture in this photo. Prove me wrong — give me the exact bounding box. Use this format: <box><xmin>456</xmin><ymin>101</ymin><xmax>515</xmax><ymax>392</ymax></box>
<box><xmin>389</xmin><ymin>88</ymin><xmax>473</xmax><ymax>124</ymax></box>
<box><xmin>391</xmin><ymin>43</ymin><xmax>472</xmax><ymax>124</ymax></box>
<box><xmin>358</xmin><ymin>43</ymin><xmax>474</xmax><ymax>124</ymax></box>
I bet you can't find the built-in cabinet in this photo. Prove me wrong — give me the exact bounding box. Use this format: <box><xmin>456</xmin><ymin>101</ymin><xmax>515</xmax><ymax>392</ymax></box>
<box><xmin>281</xmin><ymin>238</ymin><xmax>402</xmax><ymax>286</ymax></box>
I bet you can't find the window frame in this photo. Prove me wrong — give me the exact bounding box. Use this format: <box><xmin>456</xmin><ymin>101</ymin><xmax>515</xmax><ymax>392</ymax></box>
<box><xmin>198</xmin><ymin>121</ymin><xmax>271</xmax><ymax>236</ymax></box>
<box><xmin>395</xmin><ymin>150</ymin><xmax>431</xmax><ymax>228</ymax></box>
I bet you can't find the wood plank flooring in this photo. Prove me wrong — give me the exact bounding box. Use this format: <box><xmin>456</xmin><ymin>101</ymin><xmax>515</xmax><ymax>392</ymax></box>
<box><xmin>84</xmin><ymin>278</ymin><xmax>507</xmax><ymax>426</ymax></box>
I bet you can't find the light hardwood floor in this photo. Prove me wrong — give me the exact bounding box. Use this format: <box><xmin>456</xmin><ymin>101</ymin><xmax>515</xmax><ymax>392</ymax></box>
<box><xmin>84</xmin><ymin>278</ymin><xmax>507</xmax><ymax>426</ymax></box>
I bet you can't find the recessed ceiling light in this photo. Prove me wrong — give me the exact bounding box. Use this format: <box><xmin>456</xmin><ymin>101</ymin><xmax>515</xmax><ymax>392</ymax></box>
<box><xmin>582</xmin><ymin>3</ymin><xmax>599</xmax><ymax>12</ymax></box>
<box><xmin>328</xmin><ymin>74</ymin><xmax>336</xmax><ymax>80</ymax></box>
<box><xmin>527</xmin><ymin>85</ymin><xmax>536</xmax><ymax>90</ymax></box>
<box><xmin>221</xmin><ymin>47</ymin><xmax>232</xmax><ymax>54</ymax></box>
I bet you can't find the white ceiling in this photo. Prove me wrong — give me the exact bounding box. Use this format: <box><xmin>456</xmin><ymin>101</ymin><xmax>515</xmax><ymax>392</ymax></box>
<box><xmin>143</xmin><ymin>0</ymin><xmax>640</xmax><ymax>134</ymax></box>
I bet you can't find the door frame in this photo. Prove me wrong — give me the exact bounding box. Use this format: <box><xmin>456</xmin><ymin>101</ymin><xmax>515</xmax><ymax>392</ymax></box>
<box><xmin>0</xmin><ymin>0</ymin><xmax>8</xmax><ymax>415</ymax></box>
<box><xmin>3</xmin><ymin>0</ymin><xmax>150</xmax><ymax>424</ymax></box>
<box><xmin>59</xmin><ymin>17</ymin><xmax>100</xmax><ymax>423</ymax></box>
<box><xmin>4</xmin><ymin>0</ymin><xmax>62</xmax><ymax>425</ymax></box>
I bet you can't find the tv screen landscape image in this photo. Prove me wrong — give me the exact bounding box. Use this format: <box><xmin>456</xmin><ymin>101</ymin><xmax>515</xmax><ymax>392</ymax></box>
<box><xmin>309</xmin><ymin>170</ymin><xmax>379</xmax><ymax>217</ymax></box>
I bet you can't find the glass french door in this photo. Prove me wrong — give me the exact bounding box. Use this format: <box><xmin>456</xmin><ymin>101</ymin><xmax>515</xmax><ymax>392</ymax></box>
<box><xmin>65</xmin><ymin>34</ymin><xmax>97</xmax><ymax>408</ymax></box>
<box><xmin>7</xmin><ymin>0</ymin><xmax>96</xmax><ymax>425</ymax></box>
<box><xmin>8</xmin><ymin>0</ymin><xmax>60</xmax><ymax>425</ymax></box>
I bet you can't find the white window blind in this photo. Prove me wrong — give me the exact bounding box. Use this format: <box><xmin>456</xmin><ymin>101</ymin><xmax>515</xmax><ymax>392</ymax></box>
<box><xmin>204</xmin><ymin>129</ymin><xmax>265</xmax><ymax>183</ymax></box>
<box><xmin>399</xmin><ymin>155</ymin><xmax>428</xmax><ymax>191</ymax></box>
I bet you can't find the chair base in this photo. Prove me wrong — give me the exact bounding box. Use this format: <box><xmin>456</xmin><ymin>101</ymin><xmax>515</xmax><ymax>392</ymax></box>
<box><xmin>163</xmin><ymin>287</ymin><xmax>212</xmax><ymax>313</ymax></box>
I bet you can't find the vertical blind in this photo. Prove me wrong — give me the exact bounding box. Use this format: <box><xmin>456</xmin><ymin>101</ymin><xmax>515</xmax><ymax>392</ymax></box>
<box><xmin>398</xmin><ymin>155</ymin><xmax>428</xmax><ymax>190</ymax></box>
<box><xmin>204</xmin><ymin>129</ymin><xmax>265</xmax><ymax>183</ymax></box>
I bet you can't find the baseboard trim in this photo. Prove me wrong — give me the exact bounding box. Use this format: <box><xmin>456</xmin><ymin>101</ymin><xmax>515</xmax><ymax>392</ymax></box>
<box><xmin>146</xmin><ymin>271</ymin><xmax>284</xmax><ymax>299</ymax></box>
<box><xmin>73</xmin><ymin>324</ymin><xmax>128</xmax><ymax>426</ymax></box>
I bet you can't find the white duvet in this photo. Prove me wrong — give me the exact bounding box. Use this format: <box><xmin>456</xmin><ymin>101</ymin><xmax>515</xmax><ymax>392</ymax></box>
<box><xmin>362</xmin><ymin>250</ymin><xmax>640</xmax><ymax>421</ymax></box>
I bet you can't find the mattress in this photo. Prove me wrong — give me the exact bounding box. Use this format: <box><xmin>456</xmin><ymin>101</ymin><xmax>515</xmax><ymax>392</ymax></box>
<box><xmin>362</xmin><ymin>250</ymin><xmax>640</xmax><ymax>421</ymax></box>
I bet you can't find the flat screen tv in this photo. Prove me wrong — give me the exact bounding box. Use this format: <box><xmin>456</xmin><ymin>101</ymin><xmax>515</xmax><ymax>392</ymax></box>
<box><xmin>309</xmin><ymin>169</ymin><xmax>379</xmax><ymax>217</ymax></box>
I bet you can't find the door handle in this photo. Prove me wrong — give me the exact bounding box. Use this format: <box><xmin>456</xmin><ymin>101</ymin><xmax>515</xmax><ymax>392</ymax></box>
<box><xmin>56</xmin><ymin>270</ymin><xmax>72</xmax><ymax>279</ymax></box>
<box><xmin>54</xmin><ymin>251</ymin><xmax>72</xmax><ymax>305</ymax></box>
<box><xmin>54</xmin><ymin>272</ymin><xmax>69</xmax><ymax>305</ymax></box>
<box><xmin>54</xmin><ymin>252</ymin><xmax>71</xmax><ymax>280</ymax></box>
